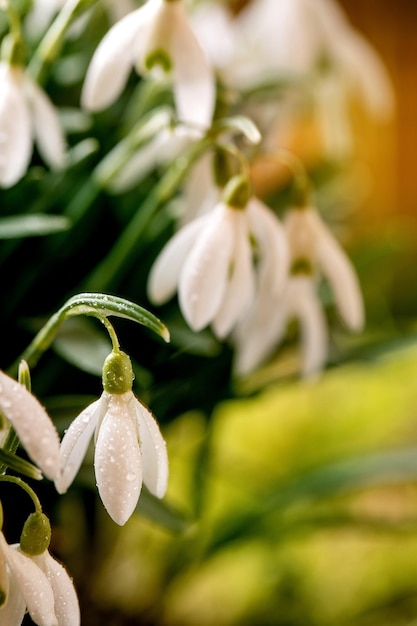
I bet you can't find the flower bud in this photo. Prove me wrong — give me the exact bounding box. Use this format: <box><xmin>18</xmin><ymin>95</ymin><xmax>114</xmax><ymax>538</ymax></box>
<box><xmin>20</xmin><ymin>512</ymin><xmax>51</xmax><ymax>556</ymax></box>
<box><xmin>102</xmin><ymin>350</ymin><xmax>134</xmax><ymax>395</ymax></box>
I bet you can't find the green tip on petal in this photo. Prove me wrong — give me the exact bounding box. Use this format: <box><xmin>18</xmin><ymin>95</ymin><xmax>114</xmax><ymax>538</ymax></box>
<box><xmin>145</xmin><ymin>49</ymin><xmax>173</xmax><ymax>73</ymax></box>
<box><xmin>290</xmin><ymin>257</ymin><xmax>314</xmax><ymax>276</ymax></box>
<box><xmin>20</xmin><ymin>512</ymin><xmax>51</xmax><ymax>556</ymax></box>
<box><xmin>222</xmin><ymin>174</ymin><xmax>252</xmax><ymax>210</ymax></box>
<box><xmin>0</xmin><ymin>588</ymin><xmax>6</xmax><ymax>607</ymax></box>
<box><xmin>102</xmin><ymin>350</ymin><xmax>134</xmax><ymax>395</ymax></box>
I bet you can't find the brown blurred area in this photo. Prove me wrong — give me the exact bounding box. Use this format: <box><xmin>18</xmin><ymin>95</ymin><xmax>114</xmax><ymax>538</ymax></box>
<box><xmin>339</xmin><ymin>0</ymin><xmax>417</xmax><ymax>218</ymax></box>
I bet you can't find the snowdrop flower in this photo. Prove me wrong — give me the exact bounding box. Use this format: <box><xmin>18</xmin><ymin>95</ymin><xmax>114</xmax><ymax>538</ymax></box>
<box><xmin>233</xmin><ymin>204</ymin><xmax>364</xmax><ymax>377</ymax></box>
<box><xmin>148</xmin><ymin>175</ymin><xmax>289</xmax><ymax>338</ymax></box>
<box><xmin>0</xmin><ymin>61</ymin><xmax>66</xmax><ymax>188</ymax></box>
<box><xmin>0</xmin><ymin>370</ymin><xmax>61</xmax><ymax>481</ymax></box>
<box><xmin>0</xmin><ymin>532</ymin><xmax>57</xmax><ymax>626</ymax></box>
<box><xmin>55</xmin><ymin>350</ymin><xmax>168</xmax><ymax>526</ymax></box>
<box><xmin>81</xmin><ymin>0</ymin><xmax>215</xmax><ymax>128</ymax></box>
<box><xmin>0</xmin><ymin>510</ymin><xmax>80</xmax><ymax>626</ymax></box>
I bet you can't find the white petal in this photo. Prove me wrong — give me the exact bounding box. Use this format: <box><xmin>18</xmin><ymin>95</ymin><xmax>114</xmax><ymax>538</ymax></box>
<box><xmin>288</xmin><ymin>276</ymin><xmax>328</xmax><ymax>378</ymax></box>
<box><xmin>0</xmin><ymin>566</ymin><xmax>26</xmax><ymax>626</ymax></box>
<box><xmin>135</xmin><ymin>400</ymin><xmax>168</xmax><ymax>498</ymax></box>
<box><xmin>25</xmin><ymin>75</ymin><xmax>66</xmax><ymax>169</ymax></box>
<box><xmin>233</xmin><ymin>287</ymin><xmax>289</xmax><ymax>376</ymax></box>
<box><xmin>81</xmin><ymin>5</ymin><xmax>153</xmax><ymax>110</ymax></box>
<box><xmin>0</xmin><ymin>370</ymin><xmax>61</xmax><ymax>481</ymax></box>
<box><xmin>168</xmin><ymin>1</ymin><xmax>215</xmax><ymax>128</ymax></box>
<box><xmin>31</xmin><ymin>552</ymin><xmax>80</xmax><ymax>626</ymax></box>
<box><xmin>0</xmin><ymin>63</ymin><xmax>32</xmax><ymax>187</ymax></box>
<box><xmin>213</xmin><ymin>210</ymin><xmax>255</xmax><ymax>338</ymax></box>
<box><xmin>0</xmin><ymin>538</ymin><xmax>57</xmax><ymax>626</ymax></box>
<box><xmin>55</xmin><ymin>397</ymin><xmax>104</xmax><ymax>494</ymax></box>
<box><xmin>94</xmin><ymin>392</ymin><xmax>142</xmax><ymax>525</ymax></box>
<box><xmin>179</xmin><ymin>204</ymin><xmax>235</xmax><ymax>331</ymax></box>
<box><xmin>147</xmin><ymin>212</ymin><xmax>210</xmax><ymax>304</ymax></box>
<box><xmin>248</xmin><ymin>198</ymin><xmax>290</xmax><ymax>296</ymax></box>
<box><xmin>314</xmin><ymin>217</ymin><xmax>364</xmax><ymax>331</ymax></box>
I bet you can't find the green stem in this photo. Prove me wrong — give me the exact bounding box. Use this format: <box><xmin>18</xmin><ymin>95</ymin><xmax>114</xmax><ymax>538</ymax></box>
<box><xmin>28</xmin><ymin>0</ymin><xmax>99</xmax><ymax>84</ymax></box>
<box><xmin>0</xmin><ymin>475</ymin><xmax>43</xmax><ymax>513</ymax></box>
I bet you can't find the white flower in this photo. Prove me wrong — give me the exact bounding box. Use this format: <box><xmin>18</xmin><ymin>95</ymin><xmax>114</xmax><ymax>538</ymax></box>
<box><xmin>0</xmin><ymin>370</ymin><xmax>61</xmax><ymax>481</ymax></box>
<box><xmin>233</xmin><ymin>205</ymin><xmax>364</xmax><ymax>377</ymax></box>
<box><xmin>30</xmin><ymin>550</ymin><xmax>80</xmax><ymax>626</ymax></box>
<box><xmin>148</xmin><ymin>192</ymin><xmax>289</xmax><ymax>338</ymax></box>
<box><xmin>55</xmin><ymin>389</ymin><xmax>168</xmax><ymax>526</ymax></box>
<box><xmin>0</xmin><ymin>61</ymin><xmax>66</xmax><ymax>188</ymax></box>
<box><xmin>81</xmin><ymin>0</ymin><xmax>215</xmax><ymax>128</ymax></box>
<box><xmin>0</xmin><ymin>534</ymin><xmax>57</xmax><ymax>626</ymax></box>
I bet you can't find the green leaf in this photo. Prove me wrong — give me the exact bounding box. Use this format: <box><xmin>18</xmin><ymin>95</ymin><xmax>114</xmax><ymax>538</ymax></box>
<box><xmin>0</xmin><ymin>449</ymin><xmax>42</xmax><ymax>481</ymax></box>
<box><xmin>209</xmin><ymin>447</ymin><xmax>417</xmax><ymax>552</ymax></box>
<box><xmin>136</xmin><ymin>487</ymin><xmax>190</xmax><ymax>533</ymax></box>
<box><xmin>62</xmin><ymin>293</ymin><xmax>170</xmax><ymax>343</ymax></box>
<box><xmin>53</xmin><ymin>317</ymin><xmax>112</xmax><ymax>376</ymax></box>
<box><xmin>0</xmin><ymin>214</ymin><xmax>71</xmax><ymax>239</ymax></box>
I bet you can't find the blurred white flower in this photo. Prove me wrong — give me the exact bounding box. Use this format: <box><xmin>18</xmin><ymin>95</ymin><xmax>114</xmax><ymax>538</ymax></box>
<box><xmin>55</xmin><ymin>389</ymin><xmax>168</xmax><ymax>526</ymax></box>
<box><xmin>233</xmin><ymin>205</ymin><xmax>364</xmax><ymax>377</ymax></box>
<box><xmin>0</xmin><ymin>534</ymin><xmax>57</xmax><ymax>626</ymax></box>
<box><xmin>81</xmin><ymin>0</ymin><xmax>215</xmax><ymax>128</ymax></box>
<box><xmin>148</xmin><ymin>190</ymin><xmax>289</xmax><ymax>338</ymax></box>
<box><xmin>0</xmin><ymin>61</ymin><xmax>66</xmax><ymax>188</ymax></box>
<box><xmin>0</xmin><ymin>370</ymin><xmax>61</xmax><ymax>481</ymax></box>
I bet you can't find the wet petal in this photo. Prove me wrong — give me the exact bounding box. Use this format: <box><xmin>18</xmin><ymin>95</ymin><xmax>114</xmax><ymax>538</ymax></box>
<box><xmin>0</xmin><ymin>370</ymin><xmax>61</xmax><ymax>481</ymax></box>
<box><xmin>0</xmin><ymin>566</ymin><xmax>25</xmax><ymax>626</ymax></box>
<box><xmin>213</xmin><ymin>210</ymin><xmax>255</xmax><ymax>338</ymax></box>
<box><xmin>147</xmin><ymin>212</ymin><xmax>210</xmax><ymax>305</ymax></box>
<box><xmin>135</xmin><ymin>400</ymin><xmax>168</xmax><ymax>498</ymax></box>
<box><xmin>55</xmin><ymin>397</ymin><xmax>104</xmax><ymax>494</ymax></box>
<box><xmin>179</xmin><ymin>204</ymin><xmax>235</xmax><ymax>331</ymax></box>
<box><xmin>0</xmin><ymin>63</ymin><xmax>32</xmax><ymax>188</ymax></box>
<box><xmin>94</xmin><ymin>393</ymin><xmax>142</xmax><ymax>525</ymax></box>
<box><xmin>1</xmin><ymin>537</ymin><xmax>57</xmax><ymax>626</ymax></box>
<box><xmin>32</xmin><ymin>551</ymin><xmax>80</xmax><ymax>626</ymax></box>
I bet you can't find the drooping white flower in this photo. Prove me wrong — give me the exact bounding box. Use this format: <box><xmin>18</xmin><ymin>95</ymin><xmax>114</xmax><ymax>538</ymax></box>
<box><xmin>0</xmin><ymin>370</ymin><xmax>61</xmax><ymax>481</ymax></box>
<box><xmin>148</xmin><ymin>179</ymin><xmax>289</xmax><ymax>338</ymax></box>
<box><xmin>0</xmin><ymin>534</ymin><xmax>57</xmax><ymax>626</ymax></box>
<box><xmin>81</xmin><ymin>0</ymin><xmax>215</xmax><ymax>128</ymax></box>
<box><xmin>0</xmin><ymin>61</ymin><xmax>66</xmax><ymax>188</ymax></box>
<box><xmin>55</xmin><ymin>351</ymin><xmax>168</xmax><ymax>526</ymax></box>
<box><xmin>30</xmin><ymin>550</ymin><xmax>80</xmax><ymax>626</ymax></box>
<box><xmin>233</xmin><ymin>204</ymin><xmax>364</xmax><ymax>377</ymax></box>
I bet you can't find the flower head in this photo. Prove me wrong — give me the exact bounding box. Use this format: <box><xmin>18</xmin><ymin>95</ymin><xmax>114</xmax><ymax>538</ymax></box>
<box><xmin>148</xmin><ymin>176</ymin><xmax>289</xmax><ymax>338</ymax></box>
<box><xmin>233</xmin><ymin>204</ymin><xmax>364</xmax><ymax>377</ymax></box>
<box><xmin>55</xmin><ymin>350</ymin><xmax>168</xmax><ymax>526</ymax></box>
<box><xmin>81</xmin><ymin>0</ymin><xmax>215</xmax><ymax>128</ymax></box>
<box><xmin>0</xmin><ymin>370</ymin><xmax>61</xmax><ymax>481</ymax></box>
<box><xmin>0</xmin><ymin>61</ymin><xmax>66</xmax><ymax>188</ymax></box>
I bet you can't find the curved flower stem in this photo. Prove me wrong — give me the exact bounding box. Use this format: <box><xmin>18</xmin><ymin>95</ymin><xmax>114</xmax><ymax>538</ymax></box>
<box><xmin>0</xmin><ymin>475</ymin><xmax>43</xmax><ymax>513</ymax></box>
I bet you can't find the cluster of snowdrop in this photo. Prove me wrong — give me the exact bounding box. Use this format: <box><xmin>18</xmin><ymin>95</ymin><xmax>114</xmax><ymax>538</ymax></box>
<box><xmin>0</xmin><ymin>0</ymin><xmax>394</xmax><ymax>622</ymax></box>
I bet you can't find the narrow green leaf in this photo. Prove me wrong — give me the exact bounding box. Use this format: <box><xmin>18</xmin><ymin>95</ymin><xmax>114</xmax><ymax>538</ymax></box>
<box><xmin>136</xmin><ymin>487</ymin><xmax>190</xmax><ymax>533</ymax></box>
<box><xmin>0</xmin><ymin>450</ymin><xmax>43</xmax><ymax>481</ymax></box>
<box><xmin>0</xmin><ymin>214</ymin><xmax>71</xmax><ymax>239</ymax></box>
<box><xmin>62</xmin><ymin>293</ymin><xmax>170</xmax><ymax>342</ymax></box>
